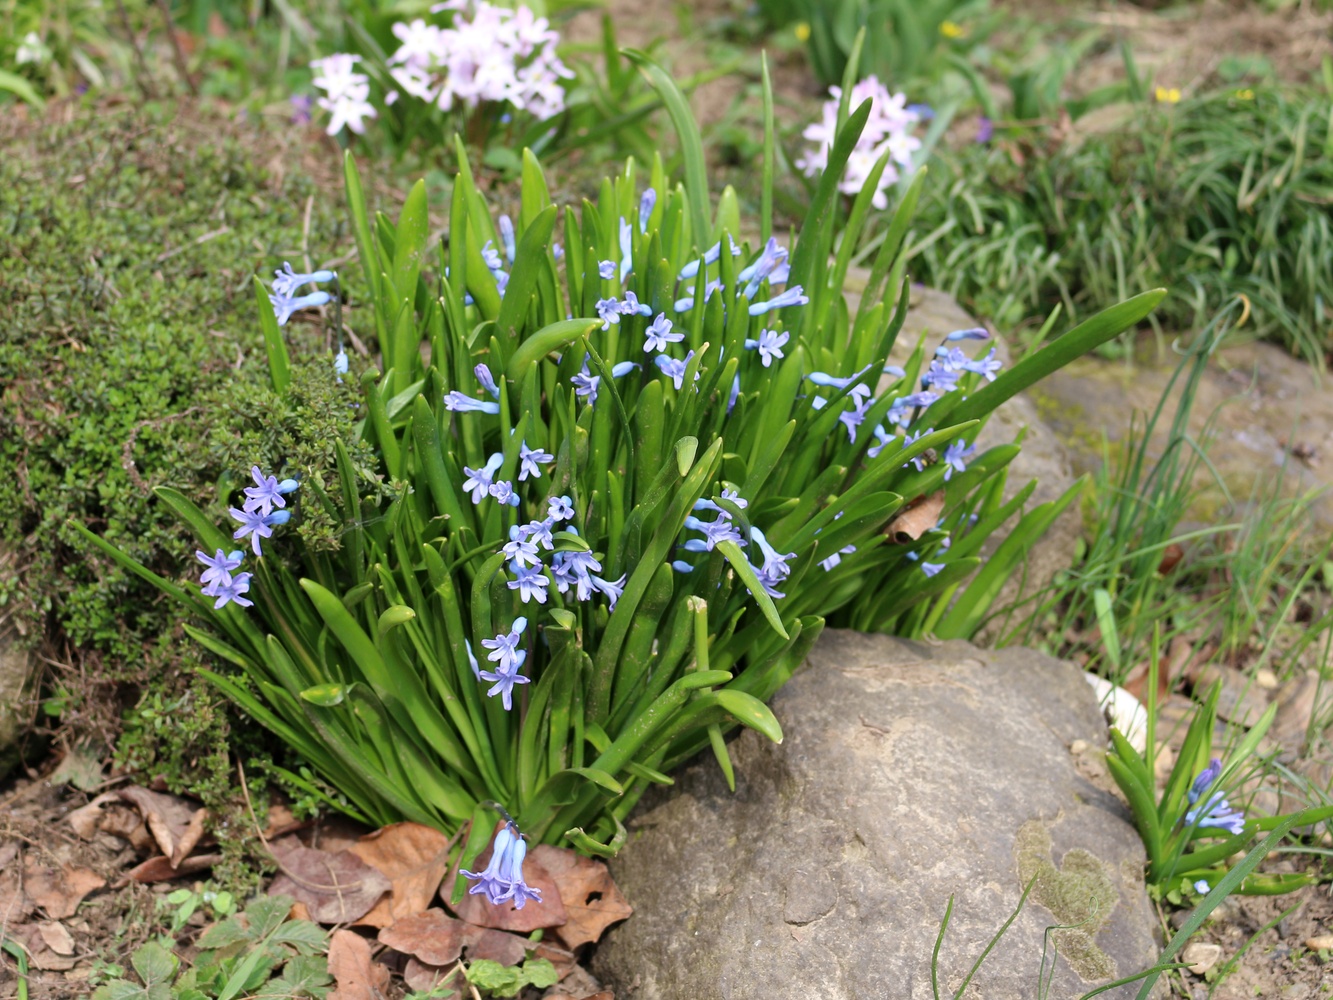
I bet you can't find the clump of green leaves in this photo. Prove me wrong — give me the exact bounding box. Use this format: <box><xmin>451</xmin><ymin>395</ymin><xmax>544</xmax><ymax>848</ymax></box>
<box><xmin>1107</xmin><ymin>677</ymin><xmax>1333</xmax><ymax>898</ymax></box>
<box><xmin>92</xmin><ymin>895</ymin><xmax>330</xmax><ymax>1000</ymax></box>
<box><xmin>465</xmin><ymin>957</ymin><xmax>558</xmax><ymax>998</ymax></box>
<box><xmin>755</xmin><ymin>0</ymin><xmax>993</xmax><ymax>89</ymax></box>
<box><xmin>0</xmin><ymin>107</ymin><xmax>352</xmax><ymax>659</ymax></box>
<box><xmin>82</xmin><ymin>54</ymin><xmax>1161</xmax><ymax>863</ymax></box>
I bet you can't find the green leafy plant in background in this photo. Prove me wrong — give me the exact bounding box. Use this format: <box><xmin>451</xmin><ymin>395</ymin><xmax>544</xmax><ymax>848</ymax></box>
<box><xmin>899</xmin><ymin>84</ymin><xmax>1333</xmax><ymax>361</ymax></box>
<box><xmin>754</xmin><ymin>0</ymin><xmax>993</xmax><ymax>90</ymax></box>
<box><xmin>1106</xmin><ymin>673</ymin><xmax>1333</xmax><ymax>899</ymax></box>
<box><xmin>466</xmin><ymin>956</ymin><xmax>558</xmax><ymax>997</ymax></box>
<box><xmin>77</xmin><ymin>53</ymin><xmax>1162</xmax><ymax>884</ymax></box>
<box><xmin>91</xmin><ymin>895</ymin><xmax>330</xmax><ymax>1000</ymax></box>
<box><xmin>1005</xmin><ymin>299</ymin><xmax>1333</xmax><ymax>685</ymax></box>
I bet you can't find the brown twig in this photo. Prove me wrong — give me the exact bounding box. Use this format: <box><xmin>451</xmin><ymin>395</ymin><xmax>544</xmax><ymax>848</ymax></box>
<box><xmin>112</xmin><ymin>0</ymin><xmax>158</xmax><ymax>101</ymax></box>
<box><xmin>155</xmin><ymin>0</ymin><xmax>198</xmax><ymax>96</ymax></box>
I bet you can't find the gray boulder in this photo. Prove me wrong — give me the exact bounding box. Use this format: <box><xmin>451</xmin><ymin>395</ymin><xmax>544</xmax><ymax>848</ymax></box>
<box><xmin>595</xmin><ymin>631</ymin><xmax>1159</xmax><ymax>999</ymax></box>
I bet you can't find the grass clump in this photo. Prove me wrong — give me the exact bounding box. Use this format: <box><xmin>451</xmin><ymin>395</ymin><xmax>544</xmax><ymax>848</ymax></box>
<box><xmin>903</xmin><ymin>86</ymin><xmax>1333</xmax><ymax>363</ymax></box>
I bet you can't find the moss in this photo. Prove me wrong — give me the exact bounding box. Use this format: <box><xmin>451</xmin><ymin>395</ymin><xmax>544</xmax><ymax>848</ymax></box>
<box><xmin>0</xmin><ymin>106</ymin><xmax>375</xmax><ymax>872</ymax></box>
<box><xmin>1014</xmin><ymin>819</ymin><xmax>1119</xmax><ymax>982</ymax></box>
<box><xmin>0</xmin><ymin>106</ymin><xmax>356</xmax><ymax>660</ymax></box>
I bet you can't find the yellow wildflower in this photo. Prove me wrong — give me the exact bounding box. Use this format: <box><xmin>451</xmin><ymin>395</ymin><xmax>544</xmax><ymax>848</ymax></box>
<box><xmin>794</xmin><ymin>21</ymin><xmax>811</xmax><ymax>42</ymax></box>
<box><xmin>1234</xmin><ymin>88</ymin><xmax>1255</xmax><ymax>101</ymax></box>
<box><xmin>940</xmin><ymin>20</ymin><xmax>965</xmax><ymax>39</ymax></box>
<box><xmin>1154</xmin><ymin>86</ymin><xmax>1181</xmax><ymax>104</ymax></box>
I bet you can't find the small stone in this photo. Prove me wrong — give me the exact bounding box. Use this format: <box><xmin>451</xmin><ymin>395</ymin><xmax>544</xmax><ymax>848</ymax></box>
<box><xmin>1255</xmin><ymin>668</ymin><xmax>1279</xmax><ymax>690</ymax></box>
<box><xmin>1304</xmin><ymin>934</ymin><xmax>1333</xmax><ymax>951</ymax></box>
<box><xmin>1182</xmin><ymin>941</ymin><xmax>1222</xmax><ymax>975</ymax></box>
<box><xmin>1069</xmin><ymin>739</ymin><xmax>1089</xmax><ymax>754</ymax></box>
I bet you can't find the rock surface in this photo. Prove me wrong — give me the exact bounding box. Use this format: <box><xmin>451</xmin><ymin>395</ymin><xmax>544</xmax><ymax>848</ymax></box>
<box><xmin>1031</xmin><ymin>338</ymin><xmax>1333</xmax><ymax>532</ymax></box>
<box><xmin>594</xmin><ymin>631</ymin><xmax>1159</xmax><ymax>1000</ymax></box>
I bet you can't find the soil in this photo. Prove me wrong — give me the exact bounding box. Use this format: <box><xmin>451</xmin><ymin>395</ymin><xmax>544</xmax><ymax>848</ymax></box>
<box><xmin>1177</xmin><ymin>888</ymin><xmax>1333</xmax><ymax>999</ymax></box>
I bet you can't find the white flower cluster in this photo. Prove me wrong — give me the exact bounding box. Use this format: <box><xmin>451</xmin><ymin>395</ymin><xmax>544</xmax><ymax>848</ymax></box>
<box><xmin>309</xmin><ymin>2</ymin><xmax>571</xmax><ymax>136</ymax></box>
<box><xmin>796</xmin><ymin>76</ymin><xmax>923</xmax><ymax>211</ymax></box>
<box><xmin>310</xmin><ymin>53</ymin><xmax>378</xmax><ymax>136</ymax></box>
<box><xmin>387</xmin><ymin>2</ymin><xmax>572</xmax><ymax>120</ymax></box>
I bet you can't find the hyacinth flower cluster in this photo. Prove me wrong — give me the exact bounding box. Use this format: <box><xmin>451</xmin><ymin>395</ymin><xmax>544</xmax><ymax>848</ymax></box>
<box><xmin>1183</xmin><ymin>758</ymin><xmax>1246</xmax><ymax>836</ymax></box>
<box><xmin>310</xmin><ymin>54</ymin><xmax>378</xmax><ymax>137</ymax></box>
<box><xmin>81</xmin><ymin>59</ymin><xmax>1166</xmax><ymax>897</ymax></box>
<box><xmin>307</xmin><ymin>1</ymin><xmax>571</xmax><ymax>139</ymax></box>
<box><xmin>459</xmin><ymin>821</ymin><xmax>542</xmax><ymax>908</ymax></box>
<box><xmin>797</xmin><ymin>75</ymin><xmax>924</xmax><ymax>210</ymax></box>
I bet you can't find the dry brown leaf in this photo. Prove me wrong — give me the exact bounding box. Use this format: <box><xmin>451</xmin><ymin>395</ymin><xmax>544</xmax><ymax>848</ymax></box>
<box><xmin>37</xmin><ymin>921</ymin><xmax>75</xmax><ymax>956</ymax></box>
<box><xmin>263</xmin><ymin>802</ymin><xmax>305</xmax><ymax>840</ymax></box>
<box><xmin>348</xmin><ymin>822</ymin><xmax>452</xmax><ymax>929</ymax></box>
<box><xmin>24</xmin><ymin>863</ymin><xmax>105</xmax><ymax>919</ymax></box>
<box><xmin>0</xmin><ymin>865</ymin><xmax>33</xmax><ymax>925</ymax></box>
<box><xmin>307</xmin><ymin>815</ymin><xmax>374</xmax><ymax>854</ymax></box>
<box><xmin>327</xmin><ymin>928</ymin><xmax>390</xmax><ymax>1000</ymax></box>
<box><xmin>1157</xmin><ymin>542</ymin><xmax>1185</xmax><ymax>575</ymax></box>
<box><xmin>124</xmin><ymin>853</ymin><xmax>223</xmax><ymax>884</ymax></box>
<box><xmin>66</xmin><ymin>792</ymin><xmax>120</xmax><ymax>840</ymax></box>
<box><xmin>1122</xmin><ymin>636</ymin><xmax>1186</xmax><ymax>703</ymax></box>
<box><xmin>118</xmin><ymin>787</ymin><xmax>208</xmax><ymax>866</ymax></box>
<box><xmin>1274</xmin><ymin>671</ymin><xmax>1323</xmax><ymax>748</ymax></box>
<box><xmin>268</xmin><ymin>836</ymin><xmax>391</xmax><ymax>925</ymax></box>
<box><xmin>884</xmin><ymin>491</ymin><xmax>946</xmax><ymax>544</ymax></box>
<box><xmin>379</xmin><ymin>909</ymin><xmax>528</xmax><ymax>968</ymax></box>
<box><xmin>402</xmin><ymin>958</ymin><xmax>464</xmax><ymax>994</ymax></box>
<box><xmin>1192</xmin><ymin>663</ymin><xmax>1269</xmax><ymax>727</ymax></box>
<box><xmin>441</xmin><ymin>834</ymin><xmax>567</xmax><ymax>934</ymax></box>
<box><xmin>463</xmin><ymin>925</ymin><xmax>528</xmax><ymax>966</ymax></box>
<box><xmin>378</xmin><ymin>910</ymin><xmax>467</xmax><ymax>966</ymax></box>
<box><xmin>8</xmin><ymin>924</ymin><xmax>78</xmax><ymax>972</ymax></box>
<box><xmin>97</xmin><ymin>803</ymin><xmax>154</xmax><ymax>851</ymax></box>
<box><xmin>531</xmin><ymin>845</ymin><xmax>633</xmax><ymax>950</ymax></box>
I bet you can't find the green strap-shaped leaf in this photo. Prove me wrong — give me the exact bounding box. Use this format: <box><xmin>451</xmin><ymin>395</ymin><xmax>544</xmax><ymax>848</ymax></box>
<box><xmin>253</xmin><ymin>275</ymin><xmax>290</xmax><ymax>394</ymax></box>
<box><xmin>714</xmin><ymin>689</ymin><xmax>783</xmax><ymax>743</ymax></box>
<box><xmin>390</xmin><ymin>179</ymin><xmax>429</xmax><ymax>300</ymax></box>
<box><xmin>505</xmin><ymin>318</ymin><xmax>601</xmax><ymax>386</ymax></box>
<box><xmin>787</xmin><ymin>99</ymin><xmax>872</xmax><ymax>296</ymax></box>
<box><xmin>496</xmin><ymin>205</ymin><xmax>558</xmax><ymax>344</ymax></box>
<box><xmin>715</xmin><ymin>540</ymin><xmax>789</xmax><ymax>639</ymax></box>
<box><xmin>623</xmin><ymin>49</ymin><xmax>709</xmax><ymax>247</ymax></box>
<box><xmin>937</xmin><ymin>290</ymin><xmax>1167</xmax><ymax>427</ymax></box>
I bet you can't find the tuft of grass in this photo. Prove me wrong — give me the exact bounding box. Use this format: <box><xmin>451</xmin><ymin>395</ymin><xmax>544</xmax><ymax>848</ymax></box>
<box><xmin>999</xmin><ymin>302</ymin><xmax>1333</xmax><ymax>689</ymax></box>
<box><xmin>899</xmin><ymin>86</ymin><xmax>1333</xmax><ymax>364</ymax></box>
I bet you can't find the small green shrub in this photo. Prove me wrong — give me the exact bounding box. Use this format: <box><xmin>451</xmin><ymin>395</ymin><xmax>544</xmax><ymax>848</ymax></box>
<box><xmin>92</xmin><ymin>894</ymin><xmax>331</xmax><ymax>1000</ymax></box>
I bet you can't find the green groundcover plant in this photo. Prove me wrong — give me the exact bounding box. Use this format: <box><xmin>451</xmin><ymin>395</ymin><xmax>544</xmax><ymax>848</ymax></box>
<box><xmin>78</xmin><ymin>55</ymin><xmax>1163</xmax><ymax>908</ymax></box>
